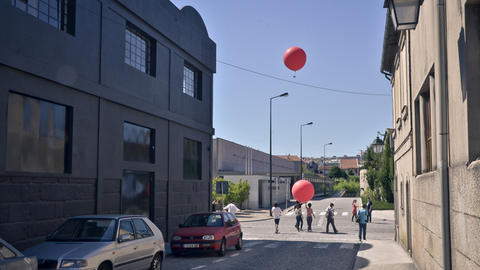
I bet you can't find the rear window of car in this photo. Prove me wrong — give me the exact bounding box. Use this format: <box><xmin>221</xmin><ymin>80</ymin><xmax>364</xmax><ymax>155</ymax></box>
<box><xmin>133</xmin><ymin>219</ymin><xmax>154</xmax><ymax>239</ymax></box>
<box><xmin>0</xmin><ymin>243</ymin><xmax>16</xmax><ymax>259</ymax></box>
<box><xmin>183</xmin><ymin>214</ymin><xmax>224</xmax><ymax>227</ymax></box>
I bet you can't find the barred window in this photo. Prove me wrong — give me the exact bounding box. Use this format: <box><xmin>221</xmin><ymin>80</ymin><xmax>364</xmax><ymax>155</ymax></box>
<box><xmin>12</xmin><ymin>0</ymin><xmax>76</xmax><ymax>35</ymax></box>
<box><xmin>125</xmin><ymin>23</ymin><xmax>156</xmax><ymax>76</ymax></box>
<box><xmin>183</xmin><ymin>64</ymin><xmax>202</xmax><ymax>100</ymax></box>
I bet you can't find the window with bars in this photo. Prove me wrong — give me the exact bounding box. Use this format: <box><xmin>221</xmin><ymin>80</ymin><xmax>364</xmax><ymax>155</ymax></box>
<box><xmin>12</xmin><ymin>0</ymin><xmax>76</xmax><ymax>35</ymax></box>
<box><xmin>124</xmin><ymin>23</ymin><xmax>156</xmax><ymax>76</ymax></box>
<box><xmin>183</xmin><ymin>64</ymin><xmax>202</xmax><ymax>100</ymax></box>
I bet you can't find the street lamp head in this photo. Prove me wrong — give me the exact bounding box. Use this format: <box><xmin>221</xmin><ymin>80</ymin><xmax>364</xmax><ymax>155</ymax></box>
<box><xmin>306</xmin><ymin>122</ymin><xmax>313</xmax><ymax>125</ymax></box>
<box><xmin>384</xmin><ymin>0</ymin><xmax>422</xmax><ymax>31</ymax></box>
<box><xmin>328</xmin><ymin>142</ymin><xmax>333</xmax><ymax>145</ymax></box>
<box><xmin>280</xmin><ymin>92</ymin><xmax>289</xmax><ymax>97</ymax></box>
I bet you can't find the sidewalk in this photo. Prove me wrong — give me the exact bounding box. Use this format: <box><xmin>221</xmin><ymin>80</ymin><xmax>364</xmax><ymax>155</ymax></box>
<box><xmin>353</xmin><ymin>210</ymin><xmax>417</xmax><ymax>270</ymax></box>
<box><xmin>354</xmin><ymin>239</ymin><xmax>417</xmax><ymax>270</ymax></box>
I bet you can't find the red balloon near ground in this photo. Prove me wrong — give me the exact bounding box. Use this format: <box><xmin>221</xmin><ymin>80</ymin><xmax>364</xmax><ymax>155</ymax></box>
<box><xmin>292</xmin><ymin>180</ymin><xmax>314</xmax><ymax>202</ymax></box>
<box><xmin>283</xmin><ymin>46</ymin><xmax>307</xmax><ymax>71</ymax></box>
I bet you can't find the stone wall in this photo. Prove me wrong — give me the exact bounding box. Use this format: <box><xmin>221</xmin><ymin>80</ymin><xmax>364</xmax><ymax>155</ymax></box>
<box><xmin>0</xmin><ymin>176</ymin><xmax>96</xmax><ymax>250</ymax></box>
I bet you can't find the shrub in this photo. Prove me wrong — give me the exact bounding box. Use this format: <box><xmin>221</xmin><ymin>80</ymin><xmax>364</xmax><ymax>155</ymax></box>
<box><xmin>334</xmin><ymin>180</ymin><xmax>360</xmax><ymax>194</ymax></box>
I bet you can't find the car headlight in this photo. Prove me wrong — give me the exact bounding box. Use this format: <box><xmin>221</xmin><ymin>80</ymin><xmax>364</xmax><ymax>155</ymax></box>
<box><xmin>172</xmin><ymin>235</ymin><xmax>182</xmax><ymax>241</ymax></box>
<box><xmin>61</xmin><ymin>259</ymin><xmax>88</xmax><ymax>268</ymax></box>
<box><xmin>202</xmin><ymin>235</ymin><xmax>214</xmax><ymax>240</ymax></box>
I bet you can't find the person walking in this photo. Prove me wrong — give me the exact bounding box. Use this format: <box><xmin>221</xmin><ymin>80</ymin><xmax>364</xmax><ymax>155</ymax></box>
<box><xmin>325</xmin><ymin>203</ymin><xmax>338</xmax><ymax>233</ymax></box>
<box><xmin>272</xmin><ymin>203</ymin><xmax>282</xmax><ymax>234</ymax></box>
<box><xmin>366</xmin><ymin>198</ymin><xmax>373</xmax><ymax>223</ymax></box>
<box><xmin>306</xmin><ymin>203</ymin><xmax>316</xmax><ymax>232</ymax></box>
<box><xmin>351</xmin><ymin>199</ymin><xmax>358</xmax><ymax>222</ymax></box>
<box><xmin>358</xmin><ymin>203</ymin><xmax>368</xmax><ymax>242</ymax></box>
<box><xmin>294</xmin><ymin>204</ymin><xmax>303</xmax><ymax>232</ymax></box>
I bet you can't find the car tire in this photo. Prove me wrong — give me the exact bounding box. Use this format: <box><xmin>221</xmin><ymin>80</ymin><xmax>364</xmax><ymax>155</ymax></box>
<box><xmin>150</xmin><ymin>252</ymin><xmax>162</xmax><ymax>270</ymax></box>
<box><xmin>98</xmin><ymin>262</ymin><xmax>112</xmax><ymax>270</ymax></box>
<box><xmin>217</xmin><ymin>239</ymin><xmax>226</xmax><ymax>256</ymax></box>
<box><xmin>235</xmin><ymin>235</ymin><xmax>242</xmax><ymax>250</ymax></box>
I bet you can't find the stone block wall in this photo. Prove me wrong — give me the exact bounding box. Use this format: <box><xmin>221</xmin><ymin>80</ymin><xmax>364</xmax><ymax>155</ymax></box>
<box><xmin>0</xmin><ymin>176</ymin><xmax>96</xmax><ymax>250</ymax></box>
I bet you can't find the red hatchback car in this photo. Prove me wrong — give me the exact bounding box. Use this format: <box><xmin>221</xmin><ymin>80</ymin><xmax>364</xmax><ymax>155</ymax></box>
<box><xmin>170</xmin><ymin>212</ymin><xmax>242</xmax><ymax>256</ymax></box>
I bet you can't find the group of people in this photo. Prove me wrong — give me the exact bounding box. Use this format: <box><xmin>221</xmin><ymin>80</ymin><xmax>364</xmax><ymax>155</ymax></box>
<box><xmin>271</xmin><ymin>198</ymin><xmax>374</xmax><ymax>242</ymax></box>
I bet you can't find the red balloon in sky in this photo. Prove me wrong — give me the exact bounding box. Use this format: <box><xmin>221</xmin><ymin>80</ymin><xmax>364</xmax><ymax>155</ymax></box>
<box><xmin>283</xmin><ymin>46</ymin><xmax>307</xmax><ymax>71</ymax></box>
<box><xmin>292</xmin><ymin>180</ymin><xmax>314</xmax><ymax>203</ymax></box>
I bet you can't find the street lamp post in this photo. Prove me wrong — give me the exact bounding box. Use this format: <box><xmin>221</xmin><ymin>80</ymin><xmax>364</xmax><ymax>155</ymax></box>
<box><xmin>323</xmin><ymin>142</ymin><xmax>333</xmax><ymax>195</ymax></box>
<box><xmin>300</xmin><ymin>122</ymin><xmax>313</xmax><ymax>179</ymax></box>
<box><xmin>269</xmin><ymin>92</ymin><xmax>288</xmax><ymax>216</ymax></box>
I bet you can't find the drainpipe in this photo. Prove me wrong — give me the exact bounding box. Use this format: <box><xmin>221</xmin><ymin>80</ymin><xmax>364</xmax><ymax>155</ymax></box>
<box><xmin>434</xmin><ymin>0</ymin><xmax>451</xmax><ymax>269</ymax></box>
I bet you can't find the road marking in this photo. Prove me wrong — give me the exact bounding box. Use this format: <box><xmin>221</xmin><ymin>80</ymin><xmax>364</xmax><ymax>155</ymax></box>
<box><xmin>319</xmin><ymin>212</ymin><xmax>326</xmax><ymax>216</ymax></box>
<box><xmin>342</xmin><ymin>212</ymin><xmax>348</xmax><ymax>216</ymax></box>
<box><xmin>264</xmin><ymin>242</ymin><xmax>280</xmax><ymax>248</ymax></box>
<box><xmin>285</xmin><ymin>212</ymin><xmax>294</xmax><ymax>216</ymax></box>
<box><xmin>244</xmin><ymin>248</ymin><xmax>252</xmax><ymax>252</ymax></box>
<box><xmin>314</xmin><ymin>243</ymin><xmax>329</xmax><ymax>249</ymax></box>
<box><xmin>230</xmin><ymin>253</ymin><xmax>240</xmax><ymax>257</ymax></box>
<box><xmin>243</xmin><ymin>241</ymin><xmax>264</xmax><ymax>248</ymax></box>
<box><xmin>340</xmin><ymin>243</ymin><xmax>355</xmax><ymax>249</ymax></box>
<box><xmin>213</xmin><ymin>259</ymin><xmax>226</xmax><ymax>263</ymax></box>
<box><xmin>191</xmin><ymin>266</ymin><xmax>206</xmax><ymax>270</ymax></box>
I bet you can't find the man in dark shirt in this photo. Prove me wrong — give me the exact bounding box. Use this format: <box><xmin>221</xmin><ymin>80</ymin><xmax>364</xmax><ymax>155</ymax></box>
<box><xmin>366</xmin><ymin>198</ymin><xmax>373</xmax><ymax>223</ymax></box>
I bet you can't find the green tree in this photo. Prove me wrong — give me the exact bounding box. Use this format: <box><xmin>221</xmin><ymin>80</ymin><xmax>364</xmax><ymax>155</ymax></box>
<box><xmin>224</xmin><ymin>179</ymin><xmax>250</xmax><ymax>206</ymax></box>
<box><xmin>378</xmin><ymin>134</ymin><xmax>394</xmax><ymax>202</ymax></box>
<box><xmin>329</xmin><ymin>166</ymin><xmax>347</xmax><ymax>179</ymax></box>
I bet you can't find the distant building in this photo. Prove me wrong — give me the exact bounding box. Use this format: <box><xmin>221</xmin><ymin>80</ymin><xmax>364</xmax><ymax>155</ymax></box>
<box><xmin>213</xmin><ymin>138</ymin><xmax>300</xmax><ymax>209</ymax></box>
<box><xmin>0</xmin><ymin>0</ymin><xmax>215</xmax><ymax>249</ymax></box>
<box><xmin>340</xmin><ymin>158</ymin><xmax>360</xmax><ymax>176</ymax></box>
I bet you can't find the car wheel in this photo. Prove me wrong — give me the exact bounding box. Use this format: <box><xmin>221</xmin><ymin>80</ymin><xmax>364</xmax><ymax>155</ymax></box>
<box><xmin>217</xmin><ymin>239</ymin><xmax>226</xmax><ymax>256</ymax></box>
<box><xmin>98</xmin><ymin>262</ymin><xmax>112</xmax><ymax>270</ymax></box>
<box><xmin>150</xmin><ymin>252</ymin><xmax>162</xmax><ymax>270</ymax></box>
<box><xmin>235</xmin><ymin>235</ymin><xmax>242</xmax><ymax>250</ymax></box>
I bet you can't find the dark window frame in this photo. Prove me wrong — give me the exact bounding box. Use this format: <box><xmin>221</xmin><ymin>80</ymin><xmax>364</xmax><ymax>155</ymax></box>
<box><xmin>183</xmin><ymin>63</ymin><xmax>202</xmax><ymax>100</ymax></box>
<box><xmin>123</xmin><ymin>121</ymin><xmax>155</xmax><ymax>164</ymax></box>
<box><xmin>6</xmin><ymin>91</ymin><xmax>73</xmax><ymax>174</ymax></box>
<box><xmin>11</xmin><ymin>0</ymin><xmax>76</xmax><ymax>35</ymax></box>
<box><xmin>124</xmin><ymin>22</ymin><xmax>156</xmax><ymax>76</ymax></box>
<box><xmin>183</xmin><ymin>138</ymin><xmax>202</xmax><ymax>180</ymax></box>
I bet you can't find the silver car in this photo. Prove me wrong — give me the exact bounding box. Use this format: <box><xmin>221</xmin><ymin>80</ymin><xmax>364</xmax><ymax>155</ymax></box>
<box><xmin>24</xmin><ymin>215</ymin><xmax>164</xmax><ymax>270</ymax></box>
<box><xmin>0</xmin><ymin>238</ymin><xmax>37</xmax><ymax>270</ymax></box>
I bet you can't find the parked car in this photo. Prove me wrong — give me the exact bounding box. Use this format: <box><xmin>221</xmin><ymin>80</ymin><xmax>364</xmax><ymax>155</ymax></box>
<box><xmin>0</xmin><ymin>238</ymin><xmax>37</xmax><ymax>270</ymax></box>
<box><xmin>23</xmin><ymin>215</ymin><xmax>164</xmax><ymax>270</ymax></box>
<box><xmin>170</xmin><ymin>212</ymin><xmax>242</xmax><ymax>256</ymax></box>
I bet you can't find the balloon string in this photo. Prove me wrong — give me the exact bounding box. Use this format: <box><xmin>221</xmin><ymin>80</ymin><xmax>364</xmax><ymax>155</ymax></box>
<box><xmin>293</xmin><ymin>71</ymin><xmax>296</xmax><ymax>78</ymax></box>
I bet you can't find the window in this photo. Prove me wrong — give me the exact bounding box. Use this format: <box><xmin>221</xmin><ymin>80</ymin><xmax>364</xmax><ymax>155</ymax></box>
<box><xmin>0</xmin><ymin>243</ymin><xmax>17</xmax><ymax>259</ymax></box>
<box><xmin>424</xmin><ymin>93</ymin><xmax>433</xmax><ymax>172</ymax></box>
<box><xmin>118</xmin><ymin>220</ymin><xmax>135</xmax><ymax>242</ymax></box>
<box><xmin>6</xmin><ymin>92</ymin><xmax>72</xmax><ymax>173</ymax></box>
<box><xmin>132</xmin><ymin>219</ymin><xmax>154</xmax><ymax>239</ymax></box>
<box><xmin>121</xmin><ymin>170</ymin><xmax>153</xmax><ymax>218</ymax></box>
<box><xmin>124</xmin><ymin>23</ymin><xmax>156</xmax><ymax>76</ymax></box>
<box><xmin>123</xmin><ymin>122</ymin><xmax>155</xmax><ymax>163</ymax></box>
<box><xmin>12</xmin><ymin>0</ymin><xmax>76</xmax><ymax>35</ymax></box>
<box><xmin>183</xmin><ymin>138</ymin><xmax>202</xmax><ymax>179</ymax></box>
<box><xmin>183</xmin><ymin>64</ymin><xmax>202</xmax><ymax>100</ymax></box>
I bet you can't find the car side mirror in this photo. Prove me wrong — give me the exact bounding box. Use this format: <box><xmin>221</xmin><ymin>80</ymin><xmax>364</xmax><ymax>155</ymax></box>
<box><xmin>118</xmin><ymin>234</ymin><xmax>132</xmax><ymax>243</ymax></box>
<box><xmin>225</xmin><ymin>221</ymin><xmax>232</xmax><ymax>227</ymax></box>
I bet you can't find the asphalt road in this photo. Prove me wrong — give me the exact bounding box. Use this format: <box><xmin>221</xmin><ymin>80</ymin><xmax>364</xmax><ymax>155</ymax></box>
<box><xmin>163</xmin><ymin>197</ymin><xmax>394</xmax><ymax>270</ymax></box>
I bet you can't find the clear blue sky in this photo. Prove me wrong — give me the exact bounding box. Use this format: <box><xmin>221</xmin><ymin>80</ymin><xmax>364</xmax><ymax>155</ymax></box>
<box><xmin>171</xmin><ymin>0</ymin><xmax>392</xmax><ymax>157</ymax></box>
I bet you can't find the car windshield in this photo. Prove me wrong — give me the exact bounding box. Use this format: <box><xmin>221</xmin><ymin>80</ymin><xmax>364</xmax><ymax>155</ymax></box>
<box><xmin>182</xmin><ymin>214</ymin><xmax>223</xmax><ymax>227</ymax></box>
<box><xmin>48</xmin><ymin>218</ymin><xmax>117</xmax><ymax>242</ymax></box>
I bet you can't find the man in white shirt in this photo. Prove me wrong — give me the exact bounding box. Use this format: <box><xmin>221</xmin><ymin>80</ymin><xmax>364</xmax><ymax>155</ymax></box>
<box><xmin>223</xmin><ymin>202</ymin><xmax>240</xmax><ymax>215</ymax></box>
<box><xmin>272</xmin><ymin>203</ymin><xmax>282</xmax><ymax>234</ymax></box>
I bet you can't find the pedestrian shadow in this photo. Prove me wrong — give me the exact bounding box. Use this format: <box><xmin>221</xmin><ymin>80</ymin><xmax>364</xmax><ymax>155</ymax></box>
<box><xmin>358</xmin><ymin>243</ymin><xmax>372</xmax><ymax>251</ymax></box>
<box><xmin>317</xmin><ymin>232</ymin><xmax>348</xmax><ymax>235</ymax></box>
<box><xmin>354</xmin><ymin>256</ymin><xmax>370</xmax><ymax>269</ymax></box>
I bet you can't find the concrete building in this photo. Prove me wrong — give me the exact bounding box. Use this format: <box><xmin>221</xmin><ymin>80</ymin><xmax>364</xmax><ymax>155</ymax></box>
<box><xmin>0</xmin><ymin>0</ymin><xmax>215</xmax><ymax>249</ymax></box>
<box><xmin>381</xmin><ymin>0</ymin><xmax>480</xmax><ymax>269</ymax></box>
<box><xmin>213</xmin><ymin>138</ymin><xmax>300</xmax><ymax>209</ymax></box>
<box><xmin>359</xmin><ymin>169</ymin><xmax>368</xmax><ymax>195</ymax></box>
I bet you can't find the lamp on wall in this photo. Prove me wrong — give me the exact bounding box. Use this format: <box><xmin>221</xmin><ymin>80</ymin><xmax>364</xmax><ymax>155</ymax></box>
<box><xmin>385</xmin><ymin>0</ymin><xmax>422</xmax><ymax>31</ymax></box>
<box><xmin>372</xmin><ymin>136</ymin><xmax>384</xmax><ymax>154</ymax></box>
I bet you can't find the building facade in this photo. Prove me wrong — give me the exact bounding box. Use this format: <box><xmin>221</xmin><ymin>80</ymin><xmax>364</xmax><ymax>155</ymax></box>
<box><xmin>0</xmin><ymin>0</ymin><xmax>215</xmax><ymax>249</ymax></box>
<box><xmin>381</xmin><ymin>0</ymin><xmax>480</xmax><ymax>269</ymax></box>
